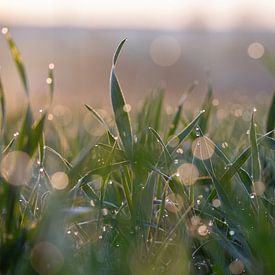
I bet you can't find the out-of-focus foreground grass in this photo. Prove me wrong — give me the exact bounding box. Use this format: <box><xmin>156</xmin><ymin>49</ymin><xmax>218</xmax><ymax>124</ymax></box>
<box><xmin>0</xmin><ymin>29</ymin><xmax>274</xmax><ymax>275</ymax></box>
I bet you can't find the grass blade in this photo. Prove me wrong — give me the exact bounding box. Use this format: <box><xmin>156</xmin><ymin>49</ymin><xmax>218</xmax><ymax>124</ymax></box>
<box><xmin>148</xmin><ymin>127</ymin><xmax>172</xmax><ymax>162</ymax></box>
<box><xmin>266</xmin><ymin>92</ymin><xmax>275</xmax><ymax>137</ymax></box>
<box><xmin>250</xmin><ymin>111</ymin><xmax>261</xmax><ymax>181</ymax></box>
<box><xmin>166</xmin><ymin>81</ymin><xmax>198</xmax><ymax>140</ymax></box>
<box><xmin>0</xmin><ymin>75</ymin><xmax>6</xmax><ymax>132</ymax></box>
<box><xmin>110</xmin><ymin>39</ymin><xmax>133</xmax><ymax>156</ymax></box>
<box><xmin>198</xmin><ymin>83</ymin><xmax>213</xmax><ymax>133</ymax></box>
<box><xmin>85</xmin><ymin>104</ymin><xmax>116</xmax><ymax>144</ymax></box>
<box><xmin>168</xmin><ymin>110</ymin><xmax>205</xmax><ymax>153</ymax></box>
<box><xmin>48</xmin><ymin>63</ymin><xmax>55</xmax><ymax>105</ymax></box>
<box><xmin>4</xmin><ymin>30</ymin><xmax>29</xmax><ymax>97</ymax></box>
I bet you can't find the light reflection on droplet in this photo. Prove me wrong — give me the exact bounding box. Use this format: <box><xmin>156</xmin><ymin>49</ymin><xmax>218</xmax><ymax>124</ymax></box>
<box><xmin>102</xmin><ymin>208</ymin><xmax>108</xmax><ymax>216</ymax></box>
<box><xmin>1</xmin><ymin>27</ymin><xmax>8</xmax><ymax>34</ymax></box>
<box><xmin>51</xmin><ymin>171</ymin><xmax>69</xmax><ymax>190</ymax></box>
<box><xmin>123</xmin><ymin>104</ymin><xmax>132</xmax><ymax>113</ymax></box>
<box><xmin>46</xmin><ymin>77</ymin><xmax>53</xmax><ymax>85</ymax></box>
<box><xmin>150</xmin><ymin>35</ymin><xmax>181</xmax><ymax>67</ymax></box>
<box><xmin>221</xmin><ymin>142</ymin><xmax>228</xmax><ymax>149</ymax></box>
<box><xmin>0</xmin><ymin>151</ymin><xmax>32</xmax><ymax>186</ymax></box>
<box><xmin>177</xmin><ymin>163</ymin><xmax>199</xmax><ymax>186</ymax></box>
<box><xmin>248</xmin><ymin>42</ymin><xmax>264</xmax><ymax>59</ymax></box>
<box><xmin>49</xmin><ymin>63</ymin><xmax>55</xmax><ymax>70</ymax></box>
<box><xmin>192</xmin><ymin>136</ymin><xmax>215</xmax><ymax>160</ymax></box>
<box><xmin>229</xmin><ymin>259</ymin><xmax>245</xmax><ymax>275</ymax></box>
<box><xmin>31</xmin><ymin>242</ymin><xmax>64</xmax><ymax>275</ymax></box>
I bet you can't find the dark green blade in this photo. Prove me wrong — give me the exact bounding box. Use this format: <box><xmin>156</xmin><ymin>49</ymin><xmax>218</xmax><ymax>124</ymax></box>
<box><xmin>110</xmin><ymin>39</ymin><xmax>133</xmax><ymax>156</ymax></box>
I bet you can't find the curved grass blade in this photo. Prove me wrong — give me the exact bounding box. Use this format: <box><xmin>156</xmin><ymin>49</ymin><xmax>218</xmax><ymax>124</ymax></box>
<box><xmin>16</xmin><ymin>104</ymin><xmax>33</xmax><ymax>151</ymax></box>
<box><xmin>168</xmin><ymin>110</ymin><xmax>205</xmax><ymax>153</ymax></box>
<box><xmin>198</xmin><ymin>83</ymin><xmax>213</xmax><ymax>133</ymax></box>
<box><xmin>48</xmin><ymin>63</ymin><xmax>55</xmax><ymax>105</ymax></box>
<box><xmin>250</xmin><ymin>111</ymin><xmax>261</xmax><ymax>181</ymax></box>
<box><xmin>166</xmin><ymin>81</ymin><xmax>198</xmax><ymax>140</ymax></box>
<box><xmin>149</xmin><ymin>127</ymin><xmax>172</xmax><ymax>162</ymax></box>
<box><xmin>266</xmin><ymin>92</ymin><xmax>275</xmax><ymax>137</ymax></box>
<box><xmin>28</xmin><ymin>112</ymin><xmax>47</xmax><ymax>156</ymax></box>
<box><xmin>220</xmin><ymin>132</ymin><xmax>273</xmax><ymax>185</ymax></box>
<box><xmin>110</xmin><ymin>39</ymin><xmax>133</xmax><ymax>156</ymax></box>
<box><xmin>85</xmin><ymin>104</ymin><xmax>115</xmax><ymax>144</ymax></box>
<box><xmin>4</xmin><ymin>31</ymin><xmax>29</xmax><ymax>97</ymax></box>
<box><xmin>45</xmin><ymin>146</ymin><xmax>72</xmax><ymax>169</ymax></box>
<box><xmin>0</xmin><ymin>75</ymin><xmax>6</xmax><ymax>132</ymax></box>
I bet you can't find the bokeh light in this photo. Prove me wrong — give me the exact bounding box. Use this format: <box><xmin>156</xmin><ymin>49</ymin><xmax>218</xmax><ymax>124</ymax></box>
<box><xmin>31</xmin><ymin>241</ymin><xmax>64</xmax><ymax>274</ymax></box>
<box><xmin>177</xmin><ymin>163</ymin><xmax>199</xmax><ymax>186</ymax></box>
<box><xmin>51</xmin><ymin>171</ymin><xmax>69</xmax><ymax>190</ymax></box>
<box><xmin>197</xmin><ymin>224</ymin><xmax>209</xmax><ymax>237</ymax></box>
<box><xmin>247</xmin><ymin>42</ymin><xmax>265</xmax><ymax>59</ymax></box>
<box><xmin>0</xmin><ymin>151</ymin><xmax>32</xmax><ymax>186</ymax></box>
<box><xmin>192</xmin><ymin>136</ymin><xmax>215</xmax><ymax>160</ymax></box>
<box><xmin>150</xmin><ymin>35</ymin><xmax>181</xmax><ymax>67</ymax></box>
<box><xmin>229</xmin><ymin>259</ymin><xmax>245</xmax><ymax>275</ymax></box>
<box><xmin>252</xmin><ymin>181</ymin><xmax>265</xmax><ymax>196</ymax></box>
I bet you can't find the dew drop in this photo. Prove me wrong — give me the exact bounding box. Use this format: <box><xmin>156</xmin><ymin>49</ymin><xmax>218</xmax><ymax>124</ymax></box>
<box><xmin>46</xmin><ymin>77</ymin><xmax>52</xmax><ymax>85</ymax></box>
<box><xmin>221</xmin><ymin>142</ymin><xmax>228</xmax><ymax>149</ymax></box>
<box><xmin>1</xmin><ymin>27</ymin><xmax>8</xmax><ymax>34</ymax></box>
<box><xmin>176</xmin><ymin>148</ymin><xmax>183</xmax><ymax>154</ymax></box>
<box><xmin>49</xmin><ymin>63</ymin><xmax>55</xmax><ymax>70</ymax></box>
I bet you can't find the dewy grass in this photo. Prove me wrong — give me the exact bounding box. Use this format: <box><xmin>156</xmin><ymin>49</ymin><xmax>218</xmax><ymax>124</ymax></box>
<box><xmin>0</xmin><ymin>29</ymin><xmax>275</xmax><ymax>275</ymax></box>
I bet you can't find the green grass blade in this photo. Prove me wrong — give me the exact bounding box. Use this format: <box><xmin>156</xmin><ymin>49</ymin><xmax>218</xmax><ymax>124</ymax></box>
<box><xmin>4</xmin><ymin>31</ymin><xmax>29</xmax><ymax>97</ymax></box>
<box><xmin>148</xmin><ymin>127</ymin><xmax>172</xmax><ymax>162</ymax></box>
<box><xmin>0</xmin><ymin>75</ymin><xmax>6</xmax><ymax>132</ymax></box>
<box><xmin>220</xmin><ymin>132</ymin><xmax>273</xmax><ymax>185</ymax></box>
<box><xmin>16</xmin><ymin>104</ymin><xmax>33</xmax><ymax>151</ymax></box>
<box><xmin>28</xmin><ymin>113</ymin><xmax>47</xmax><ymax>156</ymax></box>
<box><xmin>110</xmin><ymin>39</ymin><xmax>133</xmax><ymax>156</ymax></box>
<box><xmin>45</xmin><ymin>146</ymin><xmax>72</xmax><ymax>169</ymax></box>
<box><xmin>266</xmin><ymin>92</ymin><xmax>275</xmax><ymax>137</ymax></box>
<box><xmin>85</xmin><ymin>104</ymin><xmax>116</xmax><ymax>144</ymax></box>
<box><xmin>168</xmin><ymin>110</ymin><xmax>205</xmax><ymax>152</ymax></box>
<box><xmin>250</xmin><ymin>111</ymin><xmax>261</xmax><ymax>181</ymax></box>
<box><xmin>48</xmin><ymin>64</ymin><xmax>54</xmax><ymax>104</ymax></box>
<box><xmin>198</xmin><ymin>83</ymin><xmax>213</xmax><ymax>133</ymax></box>
<box><xmin>166</xmin><ymin>81</ymin><xmax>198</xmax><ymax>140</ymax></box>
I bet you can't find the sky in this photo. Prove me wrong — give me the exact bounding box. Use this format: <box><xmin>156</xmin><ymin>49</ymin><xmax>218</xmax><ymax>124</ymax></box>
<box><xmin>0</xmin><ymin>0</ymin><xmax>275</xmax><ymax>30</ymax></box>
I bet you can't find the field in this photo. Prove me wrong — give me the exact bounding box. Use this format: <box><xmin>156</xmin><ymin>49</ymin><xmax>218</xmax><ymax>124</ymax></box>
<box><xmin>0</xmin><ymin>30</ymin><xmax>275</xmax><ymax>275</ymax></box>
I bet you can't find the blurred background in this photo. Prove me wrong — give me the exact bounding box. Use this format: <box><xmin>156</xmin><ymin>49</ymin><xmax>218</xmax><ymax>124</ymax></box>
<box><xmin>0</xmin><ymin>0</ymin><xmax>275</xmax><ymax>112</ymax></box>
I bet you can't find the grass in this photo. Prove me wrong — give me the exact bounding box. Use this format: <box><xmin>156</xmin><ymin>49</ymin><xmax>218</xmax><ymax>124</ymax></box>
<box><xmin>0</xmin><ymin>29</ymin><xmax>274</xmax><ymax>275</ymax></box>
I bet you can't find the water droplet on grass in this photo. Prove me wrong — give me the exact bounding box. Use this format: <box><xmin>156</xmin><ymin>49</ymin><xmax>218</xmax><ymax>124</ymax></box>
<box><xmin>46</xmin><ymin>77</ymin><xmax>53</xmax><ymax>85</ymax></box>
